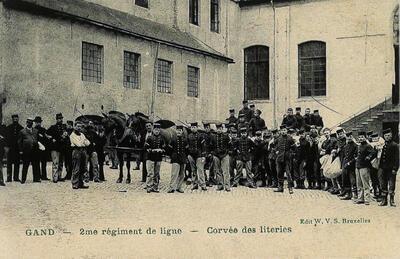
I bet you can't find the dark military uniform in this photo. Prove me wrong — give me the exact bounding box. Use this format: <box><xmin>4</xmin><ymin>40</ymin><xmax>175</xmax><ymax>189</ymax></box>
<box><xmin>187</xmin><ymin>131</ymin><xmax>207</xmax><ymax>189</ymax></box>
<box><xmin>249</xmin><ymin>117</ymin><xmax>266</xmax><ymax>136</ymax></box>
<box><xmin>307</xmin><ymin>136</ymin><xmax>321</xmax><ymax>189</ymax></box>
<box><xmin>239</xmin><ymin>107</ymin><xmax>252</xmax><ymax>122</ymax></box>
<box><xmin>378</xmin><ymin>139</ymin><xmax>399</xmax><ymax>205</ymax></box>
<box><xmin>281</xmin><ymin>115</ymin><xmax>297</xmax><ymax>128</ymax></box>
<box><xmin>304</xmin><ymin>114</ymin><xmax>313</xmax><ymax>127</ymax></box>
<box><xmin>6</xmin><ymin>122</ymin><xmax>23</xmax><ymax>182</ymax></box>
<box><xmin>47</xmin><ymin>122</ymin><xmax>68</xmax><ymax>182</ymax></box>
<box><xmin>253</xmin><ymin>136</ymin><xmax>268</xmax><ymax>186</ymax></box>
<box><xmin>275</xmin><ymin>134</ymin><xmax>295</xmax><ymax>191</ymax></box>
<box><xmin>145</xmin><ymin>133</ymin><xmax>166</xmax><ymax>192</ymax></box>
<box><xmin>211</xmin><ymin>131</ymin><xmax>231</xmax><ymax>191</ymax></box>
<box><xmin>294</xmin><ymin>135</ymin><xmax>310</xmax><ymax>188</ymax></box>
<box><xmin>311</xmin><ymin>114</ymin><xmax>324</xmax><ymax>128</ymax></box>
<box><xmin>226</xmin><ymin>115</ymin><xmax>238</xmax><ymax>125</ymax></box>
<box><xmin>340</xmin><ymin>139</ymin><xmax>358</xmax><ymax>199</ymax></box>
<box><xmin>233</xmin><ymin>135</ymin><xmax>255</xmax><ymax>187</ymax></box>
<box><xmin>294</xmin><ymin>114</ymin><xmax>305</xmax><ymax>130</ymax></box>
<box><xmin>18</xmin><ymin>127</ymin><xmax>40</xmax><ymax>183</ymax></box>
<box><xmin>168</xmin><ymin>134</ymin><xmax>188</xmax><ymax>192</ymax></box>
<box><xmin>268</xmin><ymin>136</ymin><xmax>278</xmax><ymax>188</ymax></box>
<box><xmin>34</xmin><ymin>123</ymin><xmax>49</xmax><ymax>180</ymax></box>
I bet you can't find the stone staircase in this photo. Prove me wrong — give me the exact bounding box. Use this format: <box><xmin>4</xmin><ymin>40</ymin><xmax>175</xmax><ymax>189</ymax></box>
<box><xmin>335</xmin><ymin>97</ymin><xmax>399</xmax><ymax>136</ymax></box>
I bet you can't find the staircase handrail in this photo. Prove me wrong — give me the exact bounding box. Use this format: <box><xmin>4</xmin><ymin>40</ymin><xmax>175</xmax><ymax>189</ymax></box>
<box><xmin>331</xmin><ymin>96</ymin><xmax>392</xmax><ymax>130</ymax></box>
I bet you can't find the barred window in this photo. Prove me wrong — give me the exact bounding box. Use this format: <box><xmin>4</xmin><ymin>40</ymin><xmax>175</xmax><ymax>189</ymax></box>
<box><xmin>298</xmin><ymin>41</ymin><xmax>326</xmax><ymax>97</ymax></box>
<box><xmin>157</xmin><ymin>59</ymin><xmax>172</xmax><ymax>93</ymax></box>
<box><xmin>244</xmin><ymin>45</ymin><xmax>269</xmax><ymax>100</ymax></box>
<box><xmin>189</xmin><ymin>0</ymin><xmax>199</xmax><ymax>25</ymax></box>
<box><xmin>187</xmin><ymin>66</ymin><xmax>199</xmax><ymax>97</ymax></box>
<box><xmin>210</xmin><ymin>0</ymin><xmax>219</xmax><ymax>33</ymax></box>
<box><xmin>123</xmin><ymin>51</ymin><xmax>140</xmax><ymax>89</ymax></box>
<box><xmin>82</xmin><ymin>42</ymin><xmax>103</xmax><ymax>83</ymax></box>
<box><xmin>135</xmin><ymin>0</ymin><xmax>148</xmax><ymax>8</ymax></box>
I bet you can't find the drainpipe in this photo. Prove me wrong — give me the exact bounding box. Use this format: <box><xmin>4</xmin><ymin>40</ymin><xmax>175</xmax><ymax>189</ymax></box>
<box><xmin>271</xmin><ymin>0</ymin><xmax>277</xmax><ymax>128</ymax></box>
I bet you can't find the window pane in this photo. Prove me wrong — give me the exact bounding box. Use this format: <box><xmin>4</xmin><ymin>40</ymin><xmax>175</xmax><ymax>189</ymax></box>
<box><xmin>244</xmin><ymin>46</ymin><xmax>269</xmax><ymax>100</ymax></box>
<box><xmin>298</xmin><ymin>41</ymin><xmax>326</xmax><ymax>97</ymax></box>
<box><xmin>189</xmin><ymin>0</ymin><xmax>198</xmax><ymax>25</ymax></box>
<box><xmin>82</xmin><ymin>42</ymin><xmax>103</xmax><ymax>83</ymax></box>
<box><xmin>210</xmin><ymin>0</ymin><xmax>219</xmax><ymax>32</ymax></box>
<box><xmin>187</xmin><ymin>66</ymin><xmax>199</xmax><ymax>97</ymax></box>
<box><xmin>123</xmin><ymin>51</ymin><xmax>140</xmax><ymax>89</ymax></box>
<box><xmin>157</xmin><ymin>59</ymin><xmax>172</xmax><ymax>93</ymax></box>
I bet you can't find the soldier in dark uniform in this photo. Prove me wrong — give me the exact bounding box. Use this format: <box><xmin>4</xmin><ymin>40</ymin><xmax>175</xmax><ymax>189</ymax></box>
<box><xmin>320</xmin><ymin>129</ymin><xmax>337</xmax><ymax>191</ymax></box>
<box><xmin>6</xmin><ymin>114</ymin><xmax>23</xmax><ymax>182</ymax></box>
<box><xmin>95</xmin><ymin>125</ymin><xmax>107</xmax><ymax>181</ymax></box>
<box><xmin>249</xmin><ymin>103</ymin><xmax>256</xmax><ymax>119</ymax></box>
<box><xmin>203</xmin><ymin>122</ymin><xmax>216</xmax><ymax>186</ymax></box>
<box><xmin>187</xmin><ymin>122</ymin><xmax>207</xmax><ymax>191</ymax></box>
<box><xmin>228</xmin><ymin>127</ymin><xmax>238</xmax><ymax>186</ymax></box>
<box><xmin>378</xmin><ymin>128</ymin><xmax>399</xmax><ymax>206</ymax></box>
<box><xmin>211</xmin><ymin>123</ymin><xmax>231</xmax><ymax>192</ymax></box>
<box><xmin>34</xmin><ymin>116</ymin><xmax>49</xmax><ymax>181</ymax></box>
<box><xmin>311</xmin><ymin>110</ymin><xmax>324</xmax><ymax>128</ymax></box>
<box><xmin>268</xmin><ymin>129</ymin><xmax>279</xmax><ymax>188</ymax></box>
<box><xmin>368</xmin><ymin>132</ymin><xmax>382</xmax><ymax>200</ymax></box>
<box><xmin>232</xmin><ymin>127</ymin><xmax>255</xmax><ymax>188</ymax></box>
<box><xmin>226</xmin><ymin>109</ymin><xmax>237</xmax><ymax>125</ymax></box>
<box><xmin>274</xmin><ymin>126</ymin><xmax>295</xmax><ymax>194</ymax></box>
<box><xmin>249</xmin><ymin>109</ymin><xmax>266</xmax><ymax>136</ymax></box>
<box><xmin>140</xmin><ymin>122</ymin><xmax>153</xmax><ymax>182</ymax></box>
<box><xmin>167</xmin><ymin>125</ymin><xmax>188</xmax><ymax>193</ymax></box>
<box><xmin>295</xmin><ymin>129</ymin><xmax>309</xmax><ymax>189</ymax></box>
<box><xmin>0</xmin><ymin>123</ymin><xmax>6</xmax><ymax>186</ymax></box>
<box><xmin>281</xmin><ymin>108</ymin><xmax>297</xmax><ymax>128</ymax></box>
<box><xmin>239</xmin><ymin>100</ymin><xmax>252</xmax><ymax>122</ymax></box>
<box><xmin>46</xmin><ymin>113</ymin><xmax>68</xmax><ymax>183</ymax></box>
<box><xmin>144</xmin><ymin>123</ymin><xmax>166</xmax><ymax>193</ymax></box>
<box><xmin>294</xmin><ymin>107</ymin><xmax>305</xmax><ymax>130</ymax></box>
<box><xmin>303</xmin><ymin>108</ymin><xmax>313</xmax><ymax>127</ymax></box>
<box><xmin>253</xmin><ymin>130</ymin><xmax>268</xmax><ymax>187</ymax></box>
<box><xmin>116</xmin><ymin>122</ymin><xmax>137</xmax><ymax>183</ymax></box>
<box><xmin>339</xmin><ymin>132</ymin><xmax>358</xmax><ymax>200</ymax></box>
<box><xmin>18</xmin><ymin>118</ymin><xmax>40</xmax><ymax>184</ymax></box>
<box><xmin>307</xmin><ymin>130</ymin><xmax>321</xmax><ymax>189</ymax></box>
<box><xmin>237</xmin><ymin>113</ymin><xmax>249</xmax><ymax>133</ymax></box>
<box><xmin>62</xmin><ymin>120</ymin><xmax>74</xmax><ymax>181</ymax></box>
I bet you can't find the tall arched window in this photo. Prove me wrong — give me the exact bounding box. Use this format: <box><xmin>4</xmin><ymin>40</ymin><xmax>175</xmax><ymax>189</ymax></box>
<box><xmin>298</xmin><ymin>41</ymin><xmax>326</xmax><ymax>97</ymax></box>
<box><xmin>244</xmin><ymin>45</ymin><xmax>269</xmax><ymax>100</ymax></box>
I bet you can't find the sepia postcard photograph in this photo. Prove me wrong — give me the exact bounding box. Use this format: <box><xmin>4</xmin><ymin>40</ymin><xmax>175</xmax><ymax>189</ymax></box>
<box><xmin>0</xmin><ymin>0</ymin><xmax>399</xmax><ymax>258</ymax></box>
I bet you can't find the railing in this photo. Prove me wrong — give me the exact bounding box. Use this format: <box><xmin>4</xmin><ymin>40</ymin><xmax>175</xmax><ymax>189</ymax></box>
<box><xmin>331</xmin><ymin>96</ymin><xmax>392</xmax><ymax>130</ymax></box>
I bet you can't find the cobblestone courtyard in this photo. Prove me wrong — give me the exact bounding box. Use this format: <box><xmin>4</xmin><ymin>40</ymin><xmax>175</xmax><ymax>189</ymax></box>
<box><xmin>0</xmin><ymin>163</ymin><xmax>399</xmax><ymax>258</ymax></box>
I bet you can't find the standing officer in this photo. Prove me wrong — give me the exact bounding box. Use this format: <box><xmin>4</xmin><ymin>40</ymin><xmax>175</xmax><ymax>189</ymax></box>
<box><xmin>249</xmin><ymin>103</ymin><xmax>256</xmax><ymax>119</ymax></box>
<box><xmin>378</xmin><ymin>128</ymin><xmax>399</xmax><ymax>206</ymax></box>
<box><xmin>311</xmin><ymin>110</ymin><xmax>324</xmax><ymax>128</ymax></box>
<box><xmin>70</xmin><ymin>121</ymin><xmax>90</xmax><ymax>189</ymax></box>
<box><xmin>47</xmin><ymin>113</ymin><xmax>67</xmax><ymax>183</ymax></box>
<box><xmin>140</xmin><ymin>121</ymin><xmax>153</xmax><ymax>182</ymax></box>
<box><xmin>228</xmin><ymin>127</ymin><xmax>238</xmax><ymax>186</ymax></box>
<box><xmin>187</xmin><ymin>122</ymin><xmax>207</xmax><ymax>191</ymax></box>
<box><xmin>274</xmin><ymin>126</ymin><xmax>295</xmax><ymax>194</ymax></box>
<box><xmin>233</xmin><ymin>127</ymin><xmax>255</xmax><ymax>188</ymax></box>
<box><xmin>19</xmin><ymin>118</ymin><xmax>40</xmax><ymax>184</ymax></box>
<box><xmin>268</xmin><ymin>129</ymin><xmax>279</xmax><ymax>188</ymax></box>
<box><xmin>339</xmin><ymin>132</ymin><xmax>358</xmax><ymax>200</ymax></box>
<box><xmin>304</xmin><ymin>108</ymin><xmax>313</xmax><ymax>127</ymax></box>
<box><xmin>253</xmin><ymin>130</ymin><xmax>268</xmax><ymax>187</ymax></box>
<box><xmin>294</xmin><ymin>107</ymin><xmax>305</xmax><ymax>130</ymax></box>
<box><xmin>239</xmin><ymin>100</ymin><xmax>252</xmax><ymax>122</ymax></box>
<box><xmin>95</xmin><ymin>125</ymin><xmax>107</xmax><ymax>182</ymax></box>
<box><xmin>5</xmin><ymin>114</ymin><xmax>23</xmax><ymax>182</ymax></box>
<box><xmin>211</xmin><ymin>123</ymin><xmax>231</xmax><ymax>192</ymax></box>
<box><xmin>295</xmin><ymin>129</ymin><xmax>309</xmax><ymax>189</ymax></box>
<box><xmin>203</xmin><ymin>122</ymin><xmax>216</xmax><ymax>186</ymax></box>
<box><xmin>34</xmin><ymin>116</ymin><xmax>49</xmax><ymax>181</ymax></box>
<box><xmin>249</xmin><ymin>109</ymin><xmax>266</xmax><ymax>136</ymax></box>
<box><xmin>167</xmin><ymin>125</ymin><xmax>188</xmax><ymax>193</ymax></box>
<box><xmin>281</xmin><ymin>108</ymin><xmax>297</xmax><ymax>128</ymax></box>
<box><xmin>144</xmin><ymin>123</ymin><xmax>166</xmax><ymax>193</ymax></box>
<box><xmin>226</xmin><ymin>109</ymin><xmax>238</xmax><ymax>125</ymax></box>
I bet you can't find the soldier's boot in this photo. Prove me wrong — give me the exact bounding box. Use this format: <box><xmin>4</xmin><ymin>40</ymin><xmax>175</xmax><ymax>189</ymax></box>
<box><xmin>351</xmin><ymin>191</ymin><xmax>358</xmax><ymax>201</ymax></box>
<box><xmin>338</xmin><ymin>189</ymin><xmax>347</xmax><ymax>197</ymax></box>
<box><xmin>389</xmin><ymin>194</ymin><xmax>396</xmax><ymax>207</ymax></box>
<box><xmin>126</xmin><ymin>172</ymin><xmax>131</xmax><ymax>184</ymax></box>
<box><xmin>116</xmin><ymin>172</ymin><xmax>123</xmax><ymax>183</ymax></box>
<box><xmin>288</xmin><ymin>187</ymin><xmax>294</xmax><ymax>194</ymax></box>
<box><xmin>378</xmin><ymin>195</ymin><xmax>388</xmax><ymax>206</ymax></box>
<box><xmin>340</xmin><ymin>191</ymin><xmax>351</xmax><ymax>200</ymax></box>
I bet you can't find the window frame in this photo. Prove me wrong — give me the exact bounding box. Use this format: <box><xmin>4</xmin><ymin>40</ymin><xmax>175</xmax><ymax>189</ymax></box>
<box><xmin>187</xmin><ymin>65</ymin><xmax>200</xmax><ymax>98</ymax></box>
<box><xmin>123</xmin><ymin>50</ymin><xmax>141</xmax><ymax>89</ymax></box>
<box><xmin>298</xmin><ymin>40</ymin><xmax>327</xmax><ymax>98</ymax></box>
<box><xmin>135</xmin><ymin>0</ymin><xmax>149</xmax><ymax>8</ymax></box>
<box><xmin>189</xmin><ymin>0</ymin><xmax>199</xmax><ymax>26</ymax></box>
<box><xmin>81</xmin><ymin>41</ymin><xmax>104</xmax><ymax>84</ymax></box>
<box><xmin>157</xmin><ymin>59</ymin><xmax>173</xmax><ymax>94</ymax></box>
<box><xmin>210</xmin><ymin>0</ymin><xmax>220</xmax><ymax>33</ymax></box>
<box><xmin>243</xmin><ymin>45</ymin><xmax>270</xmax><ymax>101</ymax></box>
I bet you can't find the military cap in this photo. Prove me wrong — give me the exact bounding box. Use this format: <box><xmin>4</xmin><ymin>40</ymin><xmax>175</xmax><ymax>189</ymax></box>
<box><xmin>34</xmin><ymin>116</ymin><xmax>42</xmax><ymax>123</ymax></box>
<box><xmin>242</xmin><ymin>100</ymin><xmax>248</xmax><ymax>104</ymax></box>
<box><xmin>240</xmin><ymin>127</ymin><xmax>247</xmax><ymax>132</ymax></box>
<box><xmin>330</xmin><ymin>133</ymin><xmax>337</xmax><ymax>138</ymax></box>
<box><xmin>313</xmin><ymin>110</ymin><xmax>319</xmax><ymax>113</ymax></box>
<box><xmin>238</xmin><ymin>113</ymin><xmax>245</xmax><ymax>118</ymax></box>
<box><xmin>203</xmin><ymin>122</ymin><xmax>210</xmax><ymax>127</ymax></box>
<box><xmin>215</xmin><ymin>122</ymin><xmax>223</xmax><ymax>128</ymax></box>
<box><xmin>358</xmin><ymin>131</ymin><xmax>366</xmax><ymax>137</ymax></box>
<box><xmin>229</xmin><ymin>108</ymin><xmax>235</xmax><ymax>113</ymax></box>
<box><xmin>295</xmin><ymin>107</ymin><xmax>301</xmax><ymax>111</ymax></box>
<box><xmin>382</xmin><ymin>128</ymin><xmax>392</xmax><ymax>134</ymax></box>
<box><xmin>255</xmin><ymin>109</ymin><xmax>262</xmax><ymax>115</ymax></box>
<box><xmin>345</xmin><ymin>132</ymin><xmax>353</xmax><ymax>137</ymax></box>
<box><xmin>366</xmin><ymin>131</ymin><xmax>373</xmax><ymax>136</ymax></box>
<box><xmin>153</xmin><ymin>123</ymin><xmax>161</xmax><ymax>129</ymax></box>
<box><xmin>371</xmin><ymin>133</ymin><xmax>379</xmax><ymax>138</ymax></box>
<box><xmin>255</xmin><ymin>131</ymin><xmax>262</xmax><ymax>136</ymax></box>
<box><xmin>287</xmin><ymin>108</ymin><xmax>293</xmax><ymax>111</ymax></box>
<box><xmin>263</xmin><ymin>132</ymin><xmax>272</xmax><ymax>137</ymax></box>
<box><xmin>336</xmin><ymin>128</ymin><xmax>344</xmax><ymax>134</ymax></box>
<box><xmin>56</xmin><ymin>113</ymin><xmax>63</xmax><ymax>119</ymax></box>
<box><xmin>288</xmin><ymin>128</ymin><xmax>296</xmax><ymax>134</ymax></box>
<box><xmin>26</xmin><ymin>117</ymin><xmax>34</xmax><ymax>122</ymax></box>
<box><xmin>66</xmin><ymin>120</ymin><xmax>74</xmax><ymax>126</ymax></box>
<box><xmin>190</xmin><ymin>122</ymin><xmax>198</xmax><ymax>127</ymax></box>
<box><xmin>249</xmin><ymin>103</ymin><xmax>255</xmax><ymax>108</ymax></box>
<box><xmin>11</xmin><ymin>114</ymin><xmax>18</xmax><ymax>118</ymax></box>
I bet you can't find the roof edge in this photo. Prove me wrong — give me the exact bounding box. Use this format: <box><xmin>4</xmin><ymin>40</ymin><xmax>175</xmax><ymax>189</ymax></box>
<box><xmin>3</xmin><ymin>0</ymin><xmax>234</xmax><ymax>64</ymax></box>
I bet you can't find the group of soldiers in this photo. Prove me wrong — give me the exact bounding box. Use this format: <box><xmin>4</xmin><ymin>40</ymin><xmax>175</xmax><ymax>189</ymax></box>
<box><xmin>0</xmin><ymin>113</ymin><xmax>107</xmax><ymax>189</ymax></box>
<box><xmin>0</xmin><ymin>100</ymin><xmax>398</xmax><ymax>208</ymax></box>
